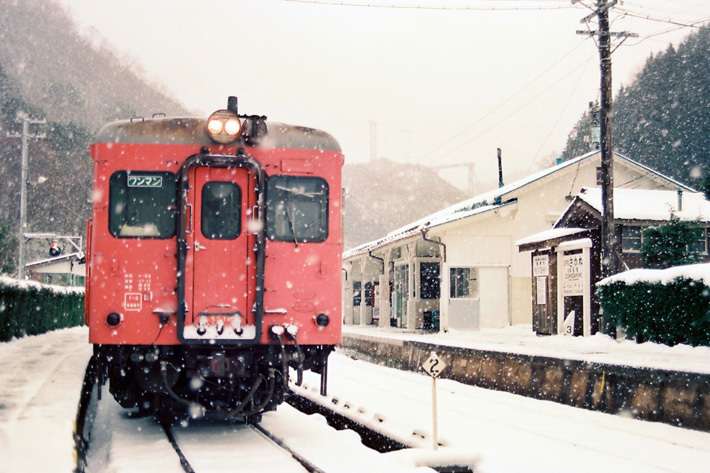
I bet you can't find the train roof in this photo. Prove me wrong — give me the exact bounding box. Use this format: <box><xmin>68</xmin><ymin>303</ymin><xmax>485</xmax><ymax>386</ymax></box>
<box><xmin>93</xmin><ymin>117</ymin><xmax>342</xmax><ymax>152</ymax></box>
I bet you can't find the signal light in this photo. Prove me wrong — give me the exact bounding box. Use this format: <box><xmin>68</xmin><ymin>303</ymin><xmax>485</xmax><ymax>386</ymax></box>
<box><xmin>206</xmin><ymin>109</ymin><xmax>242</xmax><ymax>144</ymax></box>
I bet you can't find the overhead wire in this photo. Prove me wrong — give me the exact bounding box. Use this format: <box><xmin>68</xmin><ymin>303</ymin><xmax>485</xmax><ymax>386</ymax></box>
<box><xmin>283</xmin><ymin>0</ymin><xmax>576</xmax><ymax>12</ymax></box>
<box><xmin>420</xmin><ymin>50</ymin><xmax>597</xmax><ymax>167</ymax></box>
<box><xmin>413</xmin><ymin>38</ymin><xmax>592</xmax><ymax>165</ymax></box>
<box><xmin>525</xmin><ymin>51</ymin><xmax>592</xmax><ymax>174</ymax></box>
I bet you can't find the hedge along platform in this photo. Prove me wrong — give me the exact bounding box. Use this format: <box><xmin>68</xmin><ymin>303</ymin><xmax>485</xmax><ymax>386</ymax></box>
<box><xmin>341</xmin><ymin>329</ymin><xmax>710</xmax><ymax>432</ymax></box>
<box><xmin>0</xmin><ymin>277</ymin><xmax>84</xmax><ymax>342</ymax></box>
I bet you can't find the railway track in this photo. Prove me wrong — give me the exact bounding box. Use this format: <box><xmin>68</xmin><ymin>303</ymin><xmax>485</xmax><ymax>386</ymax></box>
<box><xmin>72</xmin><ymin>357</ymin><xmax>410</xmax><ymax>473</ymax></box>
<box><xmin>161</xmin><ymin>416</ymin><xmax>326</xmax><ymax>473</ymax></box>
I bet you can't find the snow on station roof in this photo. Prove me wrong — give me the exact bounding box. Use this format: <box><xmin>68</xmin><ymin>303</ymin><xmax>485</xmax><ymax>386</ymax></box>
<box><xmin>572</xmin><ymin>187</ymin><xmax>710</xmax><ymax>222</ymax></box>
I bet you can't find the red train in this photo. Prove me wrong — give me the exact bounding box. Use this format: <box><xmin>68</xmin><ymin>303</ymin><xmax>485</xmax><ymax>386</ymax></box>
<box><xmin>85</xmin><ymin>97</ymin><xmax>342</xmax><ymax>419</ymax></box>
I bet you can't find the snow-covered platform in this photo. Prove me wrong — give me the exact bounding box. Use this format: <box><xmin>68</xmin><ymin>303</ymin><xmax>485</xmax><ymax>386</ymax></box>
<box><xmin>342</xmin><ymin>325</ymin><xmax>710</xmax><ymax>432</ymax></box>
<box><xmin>2</xmin><ymin>326</ymin><xmax>710</xmax><ymax>472</ymax></box>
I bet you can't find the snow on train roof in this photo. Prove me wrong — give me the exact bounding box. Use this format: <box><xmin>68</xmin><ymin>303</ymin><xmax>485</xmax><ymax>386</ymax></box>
<box><xmin>93</xmin><ymin>116</ymin><xmax>342</xmax><ymax>152</ymax></box>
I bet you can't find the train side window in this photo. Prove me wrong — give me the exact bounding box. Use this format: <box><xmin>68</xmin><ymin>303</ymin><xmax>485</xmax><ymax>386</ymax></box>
<box><xmin>201</xmin><ymin>181</ymin><xmax>241</xmax><ymax>240</ymax></box>
<box><xmin>109</xmin><ymin>171</ymin><xmax>176</xmax><ymax>238</ymax></box>
<box><xmin>266</xmin><ymin>176</ymin><xmax>328</xmax><ymax>243</ymax></box>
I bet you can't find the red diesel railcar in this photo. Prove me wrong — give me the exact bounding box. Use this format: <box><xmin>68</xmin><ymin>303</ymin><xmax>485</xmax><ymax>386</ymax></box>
<box><xmin>85</xmin><ymin>97</ymin><xmax>342</xmax><ymax>419</ymax></box>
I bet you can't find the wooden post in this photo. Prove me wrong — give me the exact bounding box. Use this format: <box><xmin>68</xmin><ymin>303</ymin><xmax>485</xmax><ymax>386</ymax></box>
<box><xmin>432</xmin><ymin>376</ymin><xmax>438</xmax><ymax>451</ymax></box>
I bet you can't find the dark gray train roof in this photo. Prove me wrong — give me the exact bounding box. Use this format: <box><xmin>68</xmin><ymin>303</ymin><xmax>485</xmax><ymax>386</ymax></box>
<box><xmin>93</xmin><ymin>117</ymin><xmax>342</xmax><ymax>152</ymax></box>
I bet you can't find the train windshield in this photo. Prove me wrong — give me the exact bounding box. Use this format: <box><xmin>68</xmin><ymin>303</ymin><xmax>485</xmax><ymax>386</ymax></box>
<box><xmin>266</xmin><ymin>176</ymin><xmax>328</xmax><ymax>243</ymax></box>
<box><xmin>108</xmin><ymin>171</ymin><xmax>176</xmax><ymax>238</ymax></box>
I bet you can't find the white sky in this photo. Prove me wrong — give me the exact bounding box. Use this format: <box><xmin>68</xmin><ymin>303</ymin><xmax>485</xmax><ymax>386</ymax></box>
<box><xmin>57</xmin><ymin>0</ymin><xmax>710</xmax><ymax>190</ymax></box>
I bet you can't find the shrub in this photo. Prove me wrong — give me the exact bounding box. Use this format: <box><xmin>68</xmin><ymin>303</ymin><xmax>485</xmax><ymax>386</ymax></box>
<box><xmin>598</xmin><ymin>276</ymin><xmax>710</xmax><ymax>346</ymax></box>
<box><xmin>0</xmin><ymin>277</ymin><xmax>84</xmax><ymax>342</ymax></box>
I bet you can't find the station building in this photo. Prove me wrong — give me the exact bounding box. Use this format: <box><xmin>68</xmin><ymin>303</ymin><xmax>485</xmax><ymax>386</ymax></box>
<box><xmin>517</xmin><ymin>187</ymin><xmax>710</xmax><ymax>337</ymax></box>
<box><xmin>342</xmin><ymin>150</ymin><xmax>693</xmax><ymax>332</ymax></box>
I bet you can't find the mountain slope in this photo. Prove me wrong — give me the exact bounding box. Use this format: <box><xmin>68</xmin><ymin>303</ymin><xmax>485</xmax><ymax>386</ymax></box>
<box><xmin>343</xmin><ymin>158</ymin><xmax>468</xmax><ymax>249</ymax></box>
<box><xmin>0</xmin><ymin>0</ymin><xmax>188</xmax><ymax>128</ymax></box>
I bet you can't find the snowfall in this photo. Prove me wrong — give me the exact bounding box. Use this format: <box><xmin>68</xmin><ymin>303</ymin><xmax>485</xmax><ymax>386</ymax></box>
<box><xmin>2</xmin><ymin>322</ymin><xmax>710</xmax><ymax>473</ymax></box>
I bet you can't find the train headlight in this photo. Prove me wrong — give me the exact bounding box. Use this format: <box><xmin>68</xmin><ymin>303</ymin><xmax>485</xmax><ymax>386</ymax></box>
<box><xmin>206</xmin><ymin>109</ymin><xmax>242</xmax><ymax>144</ymax></box>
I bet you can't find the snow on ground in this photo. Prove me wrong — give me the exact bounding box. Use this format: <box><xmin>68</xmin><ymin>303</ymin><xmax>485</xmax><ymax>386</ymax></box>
<box><xmin>344</xmin><ymin>324</ymin><xmax>710</xmax><ymax>374</ymax></box>
<box><xmin>2</xmin><ymin>325</ymin><xmax>710</xmax><ymax>472</ymax></box>
<box><xmin>0</xmin><ymin>326</ymin><xmax>92</xmax><ymax>473</ymax></box>
<box><xmin>295</xmin><ymin>351</ymin><xmax>710</xmax><ymax>473</ymax></box>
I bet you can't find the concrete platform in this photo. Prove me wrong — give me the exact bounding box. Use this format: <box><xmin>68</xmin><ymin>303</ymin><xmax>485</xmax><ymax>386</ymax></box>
<box><xmin>341</xmin><ymin>325</ymin><xmax>710</xmax><ymax>432</ymax></box>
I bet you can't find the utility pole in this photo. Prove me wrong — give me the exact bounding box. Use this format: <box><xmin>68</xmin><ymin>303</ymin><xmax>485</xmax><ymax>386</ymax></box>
<box><xmin>575</xmin><ymin>0</ymin><xmax>637</xmax><ymax>278</ymax></box>
<box><xmin>7</xmin><ymin>112</ymin><xmax>46</xmax><ymax>279</ymax></box>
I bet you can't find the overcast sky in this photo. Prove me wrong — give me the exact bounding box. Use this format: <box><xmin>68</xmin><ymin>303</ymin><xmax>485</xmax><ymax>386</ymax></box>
<box><xmin>58</xmin><ymin>0</ymin><xmax>710</xmax><ymax>191</ymax></box>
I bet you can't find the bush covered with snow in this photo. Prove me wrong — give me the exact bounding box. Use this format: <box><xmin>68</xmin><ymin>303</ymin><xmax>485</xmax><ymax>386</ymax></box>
<box><xmin>597</xmin><ymin>265</ymin><xmax>710</xmax><ymax>347</ymax></box>
<box><xmin>0</xmin><ymin>277</ymin><xmax>84</xmax><ymax>342</ymax></box>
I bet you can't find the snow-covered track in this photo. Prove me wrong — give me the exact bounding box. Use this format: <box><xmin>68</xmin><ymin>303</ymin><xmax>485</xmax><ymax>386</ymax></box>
<box><xmin>250</xmin><ymin>423</ymin><xmax>326</xmax><ymax>473</ymax></box>
<box><xmin>159</xmin><ymin>419</ymin><xmax>328</xmax><ymax>473</ymax></box>
<box><xmin>286</xmin><ymin>393</ymin><xmax>407</xmax><ymax>453</ymax></box>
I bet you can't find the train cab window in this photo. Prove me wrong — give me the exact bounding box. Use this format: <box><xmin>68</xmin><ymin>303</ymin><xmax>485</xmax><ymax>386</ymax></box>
<box><xmin>109</xmin><ymin>171</ymin><xmax>176</xmax><ymax>238</ymax></box>
<box><xmin>201</xmin><ymin>181</ymin><xmax>241</xmax><ymax>240</ymax></box>
<box><xmin>266</xmin><ymin>176</ymin><xmax>328</xmax><ymax>243</ymax></box>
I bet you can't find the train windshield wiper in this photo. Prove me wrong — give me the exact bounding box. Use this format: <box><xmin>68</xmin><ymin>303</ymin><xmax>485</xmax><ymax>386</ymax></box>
<box><xmin>285</xmin><ymin>206</ymin><xmax>299</xmax><ymax>248</ymax></box>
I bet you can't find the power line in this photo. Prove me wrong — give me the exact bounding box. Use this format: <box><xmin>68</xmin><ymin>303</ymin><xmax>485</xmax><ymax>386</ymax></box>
<box><xmin>525</xmin><ymin>52</ymin><xmax>592</xmax><ymax>174</ymax></box>
<box><xmin>283</xmin><ymin>0</ymin><xmax>576</xmax><ymax>11</ymax></box>
<box><xmin>419</xmin><ymin>52</ymin><xmax>596</xmax><ymax>166</ymax></box>
<box><xmin>614</xmin><ymin>7</ymin><xmax>709</xmax><ymax>29</ymax></box>
<box><xmin>413</xmin><ymin>39</ymin><xmax>591</xmax><ymax>165</ymax></box>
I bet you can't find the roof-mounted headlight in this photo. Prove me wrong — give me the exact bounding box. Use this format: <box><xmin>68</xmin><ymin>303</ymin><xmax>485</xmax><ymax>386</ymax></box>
<box><xmin>206</xmin><ymin>109</ymin><xmax>242</xmax><ymax>144</ymax></box>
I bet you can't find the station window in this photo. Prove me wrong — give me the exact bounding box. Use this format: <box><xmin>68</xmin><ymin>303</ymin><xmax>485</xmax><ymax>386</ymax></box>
<box><xmin>201</xmin><ymin>181</ymin><xmax>241</xmax><ymax>240</ymax></box>
<box><xmin>621</xmin><ymin>225</ymin><xmax>643</xmax><ymax>253</ymax></box>
<box><xmin>109</xmin><ymin>171</ymin><xmax>176</xmax><ymax>238</ymax></box>
<box><xmin>266</xmin><ymin>176</ymin><xmax>328</xmax><ymax>242</ymax></box>
<box><xmin>689</xmin><ymin>227</ymin><xmax>708</xmax><ymax>255</ymax></box>
<box><xmin>420</xmin><ymin>262</ymin><xmax>440</xmax><ymax>300</ymax></box>
<box><xmin>353</xmin><ymin>281</ymin><xmax>362</xmax><ymax>307</ymax></box>
<box><xmin>450</xmin><ymin>267</ymin><xmax>478</xmax><ymax>299</ymax></box>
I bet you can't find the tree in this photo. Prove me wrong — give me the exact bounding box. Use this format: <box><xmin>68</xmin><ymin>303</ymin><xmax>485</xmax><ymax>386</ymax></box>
<box><xmin>560</xmin><ymin>25</ymin><xmax>710</xmax><ymax>187</ymax></box>
<box><xmin>641</xmin><ymin>216</ymin><xmax>704</xmax><ymax>269</ymax></box>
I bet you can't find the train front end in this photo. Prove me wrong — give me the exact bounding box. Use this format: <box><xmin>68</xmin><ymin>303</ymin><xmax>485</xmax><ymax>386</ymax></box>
<box><xmin>85</xmin><ymin>98</ymin><xmax>343</xmax><ymax>419</ymax></box>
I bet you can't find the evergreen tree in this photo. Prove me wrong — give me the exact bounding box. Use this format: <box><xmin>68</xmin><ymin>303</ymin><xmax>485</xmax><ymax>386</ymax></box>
<box><xmin>561</xmin><ymin>26</ymin><xmax>710</xmax><ymax>188</ymax></box>
<box><xmin>641</xmin><ymin>216</ymin><xmax>704</xmax><ymax>269</ymax></box>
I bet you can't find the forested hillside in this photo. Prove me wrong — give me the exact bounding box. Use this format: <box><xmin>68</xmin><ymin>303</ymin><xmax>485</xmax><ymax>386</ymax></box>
<box><xmin>561</xmin><ymin>25</ymin><xmax>710</xmax><ymax>188</ymax></box>
<box><xmin>0</xmin><ymin>0</ymin><xmax>188</xmax><ymax>273</ymax></box>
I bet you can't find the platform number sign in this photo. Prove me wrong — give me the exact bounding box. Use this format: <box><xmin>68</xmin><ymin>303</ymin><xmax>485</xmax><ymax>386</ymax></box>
<box><xmin>422</xmin><ymin>351</ymin><xmax>446</xmax><ymax>378</ymax></box>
